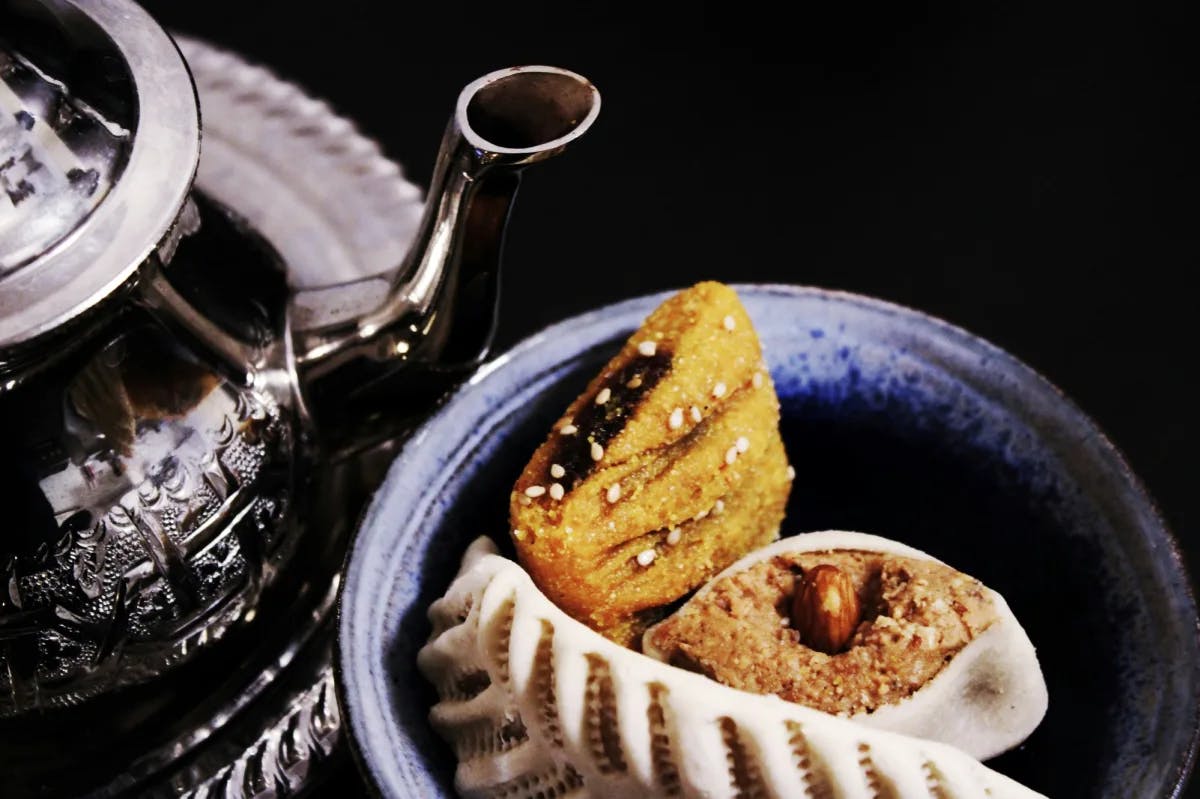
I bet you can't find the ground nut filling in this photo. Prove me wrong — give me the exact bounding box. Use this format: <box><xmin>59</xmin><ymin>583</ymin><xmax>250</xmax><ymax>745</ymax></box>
<box><xmin>646</xmin><ymin>550</ymin><xmax>998</xmax><ymax>716</ymax></box>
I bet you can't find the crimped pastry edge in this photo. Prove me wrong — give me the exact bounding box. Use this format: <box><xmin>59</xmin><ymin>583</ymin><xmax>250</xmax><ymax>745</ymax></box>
<box><xmin>418</xmin><ymin>537</ymin><xmax>1046</xmax><ymax>799</ymax></box>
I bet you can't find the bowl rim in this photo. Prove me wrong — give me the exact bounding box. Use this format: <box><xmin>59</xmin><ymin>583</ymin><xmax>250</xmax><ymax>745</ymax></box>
<box><xmin>336</xmin><ymin>282</ymin><xmax>1200</xmax><ymax>798</ymax></box>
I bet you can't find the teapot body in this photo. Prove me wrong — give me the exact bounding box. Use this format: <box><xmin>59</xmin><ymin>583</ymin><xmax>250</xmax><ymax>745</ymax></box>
<box><xmin>1</xmin><ymin>3</ymin><xmax>598</xmax><ymax>791</ymax></box>
<box><xmin>0</xmin><ymin>198</ymin><xmax>301</xmax><ymax>715</ymax></box>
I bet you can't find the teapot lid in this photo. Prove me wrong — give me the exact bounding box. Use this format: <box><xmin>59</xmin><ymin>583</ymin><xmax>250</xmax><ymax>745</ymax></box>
<box><xmin>0</xmin><ymin>0</ymin><xmax>199</xmax><ymax>351</ymax></box>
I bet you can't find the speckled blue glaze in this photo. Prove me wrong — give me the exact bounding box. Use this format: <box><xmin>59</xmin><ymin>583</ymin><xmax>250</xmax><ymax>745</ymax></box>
<box><xmin>338</xmin><ymin>285</ymin><xmax>1199</xmax><ymax>799</ymax></box>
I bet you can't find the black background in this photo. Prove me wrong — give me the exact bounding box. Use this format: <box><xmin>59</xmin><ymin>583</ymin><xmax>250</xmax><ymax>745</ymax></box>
<box><xmin>140</xmin><ymin>2</ymin><xmax>1199</xmax><ymax>795</ymax></box>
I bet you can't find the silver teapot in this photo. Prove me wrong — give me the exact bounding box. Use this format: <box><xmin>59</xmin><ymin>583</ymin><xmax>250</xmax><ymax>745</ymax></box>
<box><xmin>0</xmin><ymin>0</ymin><xmax>597</xmax><ymax>791</ymax></box>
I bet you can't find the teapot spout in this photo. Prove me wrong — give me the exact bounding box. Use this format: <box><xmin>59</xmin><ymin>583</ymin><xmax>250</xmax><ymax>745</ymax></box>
<box><xmin>293</xmin><ymin>66</ymin><xmax>599</xmax><ymax>439</ymax></box>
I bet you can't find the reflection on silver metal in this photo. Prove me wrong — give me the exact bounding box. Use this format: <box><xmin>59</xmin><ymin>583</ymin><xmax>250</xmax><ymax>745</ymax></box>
<box><xmin>0</xmin><ymin>0</ymin><xmax>199</xmax><ymax>351</ymax></box>
<box><xmin>293</xmin><ymin>66</ymin><xmax>601</xmax><ymax>410</ymax></box>
<box><xmin>0</xmin><ymin>47</ymin><xmax>130</xmax><ymax>276</ymax></box>
<box><xmin>0</xmin><ymin>328</ymin><xmax>291</xmax><ymax>714</ymax></box>
<box><xmin>0</xmin><ymin>35</ymin><xmax>391</xmax><ymax>796</ymax></box>
<box><xmin>172</xmin><ymin>667</ymin><xmax>343</xmax><ymax>799</ymax></box>
<box><xmin>0</xmin><ymin>7</ymin><xmax>598</xmax><ymax>793</ymax></box>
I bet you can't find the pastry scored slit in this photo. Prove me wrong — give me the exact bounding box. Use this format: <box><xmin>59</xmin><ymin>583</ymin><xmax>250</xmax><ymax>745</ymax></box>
<box><xmin>552</xmin><ymin>382</ymin><xmax>782</xmax><ymax>553</ymax></box>
<box><xmin>535</xmin><ymin>281</ymin><xmax>764</xmax><ymax>478</ymax></box>
<box><xmin>590</xmin><ymin>433</ymin><xmax>790</xmax><ymax>630</ymax></box>
<box><xmin>510</xmin><ymin>282</ymin><xmax>792</xmax><ymax>647</ymax></box>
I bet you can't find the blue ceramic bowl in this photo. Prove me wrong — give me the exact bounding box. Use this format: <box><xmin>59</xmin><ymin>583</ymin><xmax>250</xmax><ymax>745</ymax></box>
<box><xmin>338</xmin><ymin>285</ymin><xmax>1199</xmax><ymax>798</ymax></box>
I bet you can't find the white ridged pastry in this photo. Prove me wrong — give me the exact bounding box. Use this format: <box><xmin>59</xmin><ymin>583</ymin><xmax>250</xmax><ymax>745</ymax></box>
<box><xmin>643</xmin><ymin>531</ymin><xmax>1049</xmax><ymax>762</ymax></box>
<box><xmin>417</xmin><ymin>537</ymin><xmax>1046</xmax><ymax>799</ymax></box>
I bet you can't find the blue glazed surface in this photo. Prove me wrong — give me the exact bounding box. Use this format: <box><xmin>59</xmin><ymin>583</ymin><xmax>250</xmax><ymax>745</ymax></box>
<box><xmin>338</xmin><ymin>285</ymin><xmax>1199</xmax><ymax>798</ymax></box>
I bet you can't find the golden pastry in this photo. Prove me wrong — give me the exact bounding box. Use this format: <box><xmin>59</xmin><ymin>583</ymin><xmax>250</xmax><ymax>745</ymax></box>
<box><xmin>509</xmin><ymin>281</ymin><xmax>792</xmax><ymax>646</ymax></box>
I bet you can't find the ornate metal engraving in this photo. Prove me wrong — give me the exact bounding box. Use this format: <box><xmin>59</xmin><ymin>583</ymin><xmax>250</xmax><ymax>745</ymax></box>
<box><xmin>170</xmin><ymin>663</ymin><xmax>342</xmax><ymax>799</ymax></box>
<box><xmin>0</xmin><ymin>18</ymin><xmax>434</xmax><ymax>793</ymax></box>
<box><xmin>0</xmin><ymin>328</ymin><xmax>292</xmax><ymax>715</ymax></box>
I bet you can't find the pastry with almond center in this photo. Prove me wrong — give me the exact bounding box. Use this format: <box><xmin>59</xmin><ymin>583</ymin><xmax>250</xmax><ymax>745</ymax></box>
<box><xmin>417</xmin><ymin>536</ymin><xmax>1048</xmax><ymax>799</ymax></box>
<box><xmin>644</xmin><ymin>549</ymin><xmax>996</xmax><ymax>716</ymax></box>
<box><xmin>643</xmin><ymin>531</ymin><xmax>1049</xmax><ymax>760</ymax></box>
<box><xmin>508</xmin><ymin>281</ymin><xmax>793</xmax><ymax>646</ymax></box>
